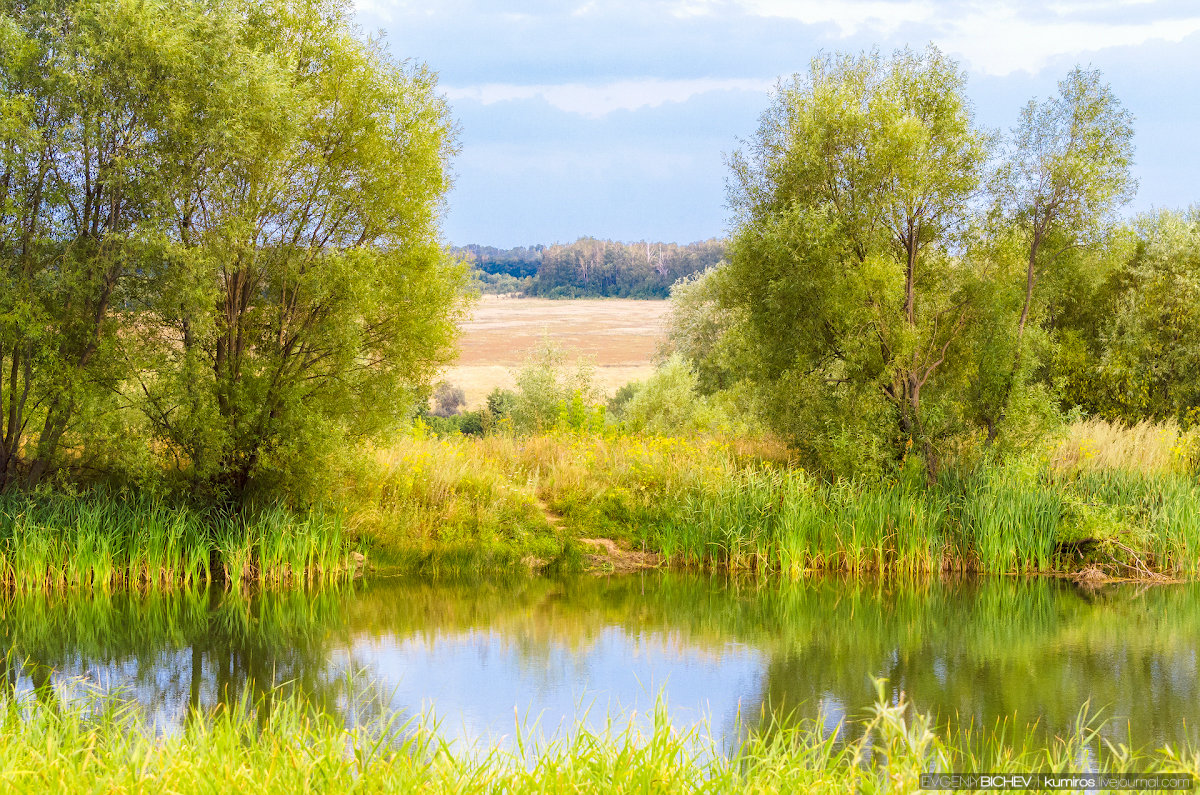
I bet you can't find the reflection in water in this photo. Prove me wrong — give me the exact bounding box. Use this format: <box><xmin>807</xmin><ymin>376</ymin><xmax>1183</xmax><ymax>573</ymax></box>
<box><xmin>0</xmin><ymin>574</ymin><xmax>1196</xmax><ymax>752</ymax></box>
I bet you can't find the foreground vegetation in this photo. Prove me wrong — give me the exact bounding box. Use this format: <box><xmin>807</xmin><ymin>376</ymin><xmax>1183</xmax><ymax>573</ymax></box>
<box><xmin>0</xmin><ymin>680</ymin><xmax>1193</xmax><ymax>793</ymax></box>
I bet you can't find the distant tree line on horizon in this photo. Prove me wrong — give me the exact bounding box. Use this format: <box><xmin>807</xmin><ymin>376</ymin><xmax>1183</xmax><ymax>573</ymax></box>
<box><xmin>457</xmin><ymin>238</ymin><xmax>726</xmax><ymax>298</ymax></box>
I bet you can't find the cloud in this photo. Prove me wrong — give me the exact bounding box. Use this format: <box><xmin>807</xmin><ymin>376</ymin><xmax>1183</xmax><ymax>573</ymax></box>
<box><xmin>735</xmin><ymin>0</ymin><xmax>937</xmax><ymax>35</ymax></box>
<box><xmin>722</xmin><ymin>0</ymin><xmax>1200</xmax><ymax>75</ymax></box>
<box><xmin>443</xmin><ymin>78</ymin><xmax>772</xmax><ymax>117</ymax></box>
<box><xmin>352</xmin><ymin>0</ymin><xmax>1200</xmax><ymax>243</ymax></box>
<box><xmin>939</xmin><ymin>7</ymin><xmax>1200</xmax><ymax>75</ymax></box>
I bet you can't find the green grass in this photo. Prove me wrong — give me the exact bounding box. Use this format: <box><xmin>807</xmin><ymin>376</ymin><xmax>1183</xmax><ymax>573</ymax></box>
<box><xmin>0</xmin><ymin>494</ymin><xmax>356</xmax><ymax>591</ymax></box>
<box><xmin>633</xmin><ymin>463</ymin><xmax>1200</xmax><ymax>577</ymax></box>
<box><xmin>0</xmin><ymin>678</ymin><xmax>1193</xmax><ymax>793</ymax></box>
<box><xmin>3</xmin><ymin>429</ymin><xmax>1199</xmax><ymax>585</ymax></box>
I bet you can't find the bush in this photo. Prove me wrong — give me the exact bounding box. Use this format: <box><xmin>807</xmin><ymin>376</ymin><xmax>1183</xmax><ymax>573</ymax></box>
<box><xmin>430</xmin><ymin>383</ymin><xmax>466</xmax><ymax>418</ymax></box>
<box><xmin>606</xmin><ymin>382</ymin><xmax>641</xmax><ymax>420</ymax></box>
<box><xmin>508</xmin><ymin>340</ymin><xmax>600</xmax><ymax>433</ymax></box>
<box><xmin>622</xmin><ymin>356</ymin><xmax>712</xmax><ymax>435</ymax></box>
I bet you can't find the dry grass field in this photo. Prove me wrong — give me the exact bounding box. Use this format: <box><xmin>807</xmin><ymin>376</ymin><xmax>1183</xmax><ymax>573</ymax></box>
<box><xmin>442</xmin><ymin>296</ymin><xmax>669</xmax><ymax>407</ymax></box>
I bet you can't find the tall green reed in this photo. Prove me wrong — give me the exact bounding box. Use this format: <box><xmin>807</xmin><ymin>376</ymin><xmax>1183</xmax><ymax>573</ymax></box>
<box><xmin>0</xmin><ymin>494</ymin><xmax>355</xmax><ymax>592</ymax></box>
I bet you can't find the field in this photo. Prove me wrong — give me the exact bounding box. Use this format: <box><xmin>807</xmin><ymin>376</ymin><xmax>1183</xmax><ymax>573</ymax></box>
<box><xmin>442</xmin><ymin>296</ymin><xmax>669</xmax><ymax>408</ymax></box>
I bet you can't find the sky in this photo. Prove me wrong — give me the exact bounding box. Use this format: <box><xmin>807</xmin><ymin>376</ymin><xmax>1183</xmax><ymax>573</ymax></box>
<box><xmin>352</xmin><ymin>0</ymin><xmax>1200</xmax><ymax>247</ymax></box>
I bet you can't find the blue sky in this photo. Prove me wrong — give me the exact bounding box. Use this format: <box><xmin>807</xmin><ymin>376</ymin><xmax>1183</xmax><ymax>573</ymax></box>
<box><xmin>353</xmin><ymin>1</ymin><xmax>1200</xmax><ymax>247</ymax></box>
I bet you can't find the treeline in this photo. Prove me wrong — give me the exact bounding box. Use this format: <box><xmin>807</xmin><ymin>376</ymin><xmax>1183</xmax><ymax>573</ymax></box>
<box><xmin>458</xmin><ymin>238</ymin><xmax>726</xmax><ymax>298</ymax></box>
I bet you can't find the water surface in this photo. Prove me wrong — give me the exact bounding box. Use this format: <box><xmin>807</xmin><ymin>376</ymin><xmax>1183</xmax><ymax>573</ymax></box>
<box><xmin>2</xmin><ymin>573</ymin><xmax>1196</xmax><ymax>751</ymax></box>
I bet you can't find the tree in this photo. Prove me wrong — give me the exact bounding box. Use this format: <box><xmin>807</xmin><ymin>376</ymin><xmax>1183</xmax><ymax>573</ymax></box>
<box><xmin>722</xmin><ymin>47</ymin><xmax>988</xmax><ymax>474</ymax></box>
<box><xmin>1076</xmin><ymin>211</ymin><xmax>1200</xmax><ymax>424</ymax></box>
<box><xmin>0</xmin><ymin>0</ymin><xmax>200</xmax><ymax>487</ymax></box>
<box><xmin>132</xmin><ymin>0</ymin><xmax>466</xmax><ymax>496</ymax></box>
<box><xmin>981</xmin><ymin>67</ymin><xmax>1135</xmax><ymax>442</ymax></box>
<box><xmin>504</xmin><ymin>338</ymin><xmax>600</xmax><ymax>434</ymax></box>
<box><xmin>663</xmin><ymin>265</ymin><xmax>747</xmax><ymax>394</ymax></box>
<box><xmin>430</xmin><ymin>383</ymin><xmax>466</xmax><ymax>418</ymax></box>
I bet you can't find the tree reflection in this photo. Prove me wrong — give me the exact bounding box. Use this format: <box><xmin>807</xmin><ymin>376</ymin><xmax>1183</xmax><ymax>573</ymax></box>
<box><xmin>0</xmin><ymin>573</ymin><xmax>1196</xmax><ymax>753</ymax></box>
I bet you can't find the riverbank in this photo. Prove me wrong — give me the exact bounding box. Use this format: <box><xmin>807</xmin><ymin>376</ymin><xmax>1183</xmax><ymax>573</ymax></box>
<box><xmin>343</xmin><ymin>423</ymin><xmax>1199</xmax><ymax>580</ymax></box>
<box><xmin>0</xmin><ymin>421</ymin><xmax>1194</xmax><ymax>586</ymax></box>
<box><xmin>0</xmin><ymin>680</ymin><xmax>1194</xmax><ymax>793</ymax></box>
<box><xmin>0</xmin><ymin>495</ymin><xmax>358</xmax><ymax>591</ymax></box>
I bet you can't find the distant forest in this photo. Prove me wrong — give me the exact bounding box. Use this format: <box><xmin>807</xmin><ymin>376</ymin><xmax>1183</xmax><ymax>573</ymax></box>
<box><xmin>457</xmin><ymin>238</ymin><xmax>727</xmax><ymax>298</ymax></box>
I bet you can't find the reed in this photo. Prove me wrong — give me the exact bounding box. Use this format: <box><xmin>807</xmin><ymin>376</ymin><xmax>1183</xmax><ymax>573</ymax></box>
<box><xmin>954</xmin><ymin>465</ymin><xmax>1062</xmax><ymax>573</ymax></box>
<box><xmin>0</xmin><ymin>494</ymin><xmax>355</xmax><ymax>592</ymax></box>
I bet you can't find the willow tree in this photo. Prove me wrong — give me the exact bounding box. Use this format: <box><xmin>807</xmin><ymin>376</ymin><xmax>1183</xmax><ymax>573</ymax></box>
<box><xmin>133</xmin><ymin>0</ymin><xmax>466</xmax><ymax>495</ymax></box>
<box><xmin>722</xmin><ymin>47</ymin><xmax>988</xmax><ymax>474</ymax></box>
<box><xmin>979</xmin><ymin>67</ymin><xmax>1135</xmax><ymax>443</ymax></box>
<box><xmin>0</xmin><ymin>0</ymin><xmax>200</xmax><ymax>487</ymax></box>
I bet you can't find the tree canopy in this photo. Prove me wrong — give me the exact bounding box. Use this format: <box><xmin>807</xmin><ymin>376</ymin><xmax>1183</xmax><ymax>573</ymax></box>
<box><xmin>675</xmin><ymin>48</ymin><xmax>1139</xmax><ymax>475</ymax></box>
<box><xmin>0</xmin><ymin>0</ymin><xmax>465</xmax><ymax>495</ymax></box>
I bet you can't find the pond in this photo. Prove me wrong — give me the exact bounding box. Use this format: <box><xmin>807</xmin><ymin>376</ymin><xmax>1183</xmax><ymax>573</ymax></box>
<box><xmin>1</xmin><ymin>573</ymin><xmax>1196</xmax><ymax>752</ymax></box>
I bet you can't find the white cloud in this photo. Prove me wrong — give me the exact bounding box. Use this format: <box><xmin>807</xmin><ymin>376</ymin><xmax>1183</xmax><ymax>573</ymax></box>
<box><xmin>443</xmin><ymin>77</ymin><xmax>773</xmax><ymax>117</ymax></box>
<box><xmin>725</xmin><ymin>0</ymin><xmax>1200</xmax><ymax>75</ymax></box>
<box><xmin>939</xmin><ymin>7</ymin><xmax>1200</xmax><ymax>75</ymax></box>
<box><xmin>739</xmin><ymin>0</ymin><xmax>936</xmax><ymax>35</ymax></box>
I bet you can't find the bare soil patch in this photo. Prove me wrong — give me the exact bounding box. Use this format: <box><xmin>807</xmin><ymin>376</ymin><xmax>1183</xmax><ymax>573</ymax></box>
<box><xmin>578</xmin><ymin>537</ymin><xmax>663</xmax><ymax>574</ymax></box>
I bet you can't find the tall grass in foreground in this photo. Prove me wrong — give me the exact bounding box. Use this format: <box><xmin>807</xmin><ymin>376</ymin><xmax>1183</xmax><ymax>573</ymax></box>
<box><xmin>0</xmin><ymin>495</ymin><xmax>355</xmax><ymax>591</ymax></box>
<box><xmin>0</xmin><ymin>680</ymin><xmax>1194</xmax><ymax>793</ymax></box>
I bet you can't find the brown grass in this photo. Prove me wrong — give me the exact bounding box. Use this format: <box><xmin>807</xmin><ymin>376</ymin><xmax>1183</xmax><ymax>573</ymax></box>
<box><xmin>1049</xmin><ymin>418</ymin><xmax>1198</xmax><ymax>475</ymax></box>
<box><xmin>443</xmin><ymin>296</ymin><xmax>668</xmax><ymax>407</ymax></box>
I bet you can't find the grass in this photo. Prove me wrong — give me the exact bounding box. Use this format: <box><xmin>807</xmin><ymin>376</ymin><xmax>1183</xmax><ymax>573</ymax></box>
<box><xmin>0</xmin><ymin>677</ymin><xmax>1193</xmax><ymax>793</ymax></box>
<box><xmin>0</xmin><ymin>494</ymin><xmax>356</xmax><ymax>591</ymax></box>
<box><xmin>338</xmin><ymin>420</ymin><xmax>1200</xmax><ymax>578</ymax></box>
<box><xmin>1050</xmin><ymin>418</ymin><xmax>1198</xmax><ymax>475</ymax></box>
<box><xmin>2</xmin><ymin>419</ymin><xmax>1195</xmax><ymax>585</ymax></box>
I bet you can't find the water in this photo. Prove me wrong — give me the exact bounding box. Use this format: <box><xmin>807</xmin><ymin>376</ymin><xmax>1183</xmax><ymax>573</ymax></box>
<box><xmin>2</xmin><ymin>573</ymin><xmax>1197</xmax><ymax>751</ymax></box>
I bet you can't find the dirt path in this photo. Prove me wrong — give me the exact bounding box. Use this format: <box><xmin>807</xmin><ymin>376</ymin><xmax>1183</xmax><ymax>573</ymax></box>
<box><xmin>534</xmin><ymin>497</ymin><xmax>661</xmax><ymax>574</ymax></box>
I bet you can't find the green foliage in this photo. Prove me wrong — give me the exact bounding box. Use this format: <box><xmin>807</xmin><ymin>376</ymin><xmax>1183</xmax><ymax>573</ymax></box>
<box><xmin>1094</xmin><ymin>211</ymin><xmax>1200</xmax><ymax>423</ymax></box>
<box><xmin>136</xmin><ymin>0</ymin><xmax>465</xmax><ymax>497</ymax></box>
<box><xmin>0</xmin><ymin>0</ymin><xmax>204</xmax><ymax>488</ymax></box>
<box><xmin>721</xmin><ymin>47</ymin><xmax>989</xmax><ymax>475</ymax></box>
<box><xmin>978</xmin><ymin>67</ymin><xmax>1136</xmax><ymax>443</ymax></box>
<box><xmin>663</xmin><ymin>266</ymin><xmax>749</xmax><ymax>394</ymax></box>
<box><xmin>507</xmin><ymin>340</ymin><xmax>600</xmax><ymax>433</ymax></box>
<box><xmin>620</xmin><ymin>355</ymin><xmax>756</xmax><ymax>436</ymax></box>
<box><xmin>0</xmin><ymin>0</ymin><xmax>465</xmax><ymax>498</ymax></box>
<box><xmin>605</xmin><ymin>382</ymin><xmax>640</xmax><ymax>419</ymax></box>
